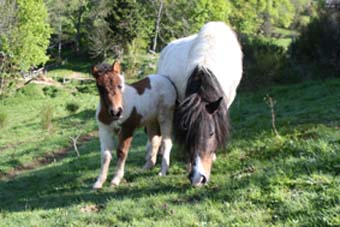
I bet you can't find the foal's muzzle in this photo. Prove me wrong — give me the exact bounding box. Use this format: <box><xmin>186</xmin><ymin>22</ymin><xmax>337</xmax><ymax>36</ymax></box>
<box><xmin>109</xmin><ymin>107</ymin><xmax>123</xmax><ymax>120</ymax></box>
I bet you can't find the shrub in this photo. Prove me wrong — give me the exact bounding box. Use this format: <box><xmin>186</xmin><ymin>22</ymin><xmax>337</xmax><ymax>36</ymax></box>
<box><xmin>41</xmin><ymin>103</ymin><xmax>53</xmax><ymax>132</ymax></box>
<box><xmin>66</xmin><ymin>102</ymin><xmax>80</xmax><ymax>113</ymax></box>
<box><xmin>42</xmin><ymin>86</ymin><xmax>67</xmax><ymax>98</ymax></box>
<box><xmin>290</xmin><ymin>13</ymin><xmax>340</xmax><ymax>79</ymax></box>
<box><xmin>17</xmin><ymin>84</ymin><xmax>45</xmax><ymax>98</ymax></box>
<box><xmin>241</xmin><ymin>37</ymin><xmax>287</xmax><ymax>88</ymax></box>
<box><xmin>0</xmin><ymin>111</ymin><xmax>8</xmax><ymax>129</ymax></box>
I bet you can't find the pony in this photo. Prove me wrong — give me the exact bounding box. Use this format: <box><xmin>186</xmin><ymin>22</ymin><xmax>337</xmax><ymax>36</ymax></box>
<box><xmin>156</xmin><ymin>21</ymin><xmax>243</xmax><ymax>186</ymax></box>
<box><xmin>92</xmin><ymin>61</ymin><xmax>177</xmax><ymax>189</ymax></box>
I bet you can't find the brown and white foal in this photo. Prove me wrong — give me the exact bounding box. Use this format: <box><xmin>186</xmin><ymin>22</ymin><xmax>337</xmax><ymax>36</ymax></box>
<box><xmin>92</xmin><ymin>61</ymin><xmax>176</xmax><ymax>189</ymax></box>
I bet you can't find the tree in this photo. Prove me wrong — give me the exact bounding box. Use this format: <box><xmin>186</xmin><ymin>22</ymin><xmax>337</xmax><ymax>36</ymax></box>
<box><xmin>1</xmin><ymin>0</ymin><xmax>51</xmax><ymax>72</ymax></box>
<box><xmin>228</xmin><ymin>0</ymin><xmax>295</xmax><ymax>36</ymax></box>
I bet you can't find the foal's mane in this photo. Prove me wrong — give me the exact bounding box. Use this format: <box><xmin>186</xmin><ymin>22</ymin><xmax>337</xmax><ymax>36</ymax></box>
<box><xmin>174</xmin><ymin>66</ymin><xmax>230</xmax><ymax>155</ymax></box>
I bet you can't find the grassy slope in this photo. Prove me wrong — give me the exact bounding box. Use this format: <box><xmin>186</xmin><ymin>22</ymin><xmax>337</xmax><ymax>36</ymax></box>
<box><xmin>0</xmin><ymin>75</ymin><xmax>339</xmax><ymax>226</ymax></box>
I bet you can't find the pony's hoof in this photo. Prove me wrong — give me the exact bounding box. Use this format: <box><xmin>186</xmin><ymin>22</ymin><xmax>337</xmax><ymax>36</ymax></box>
<box><xmin>143</xmin><ymin>162</ymin><xmax>155</xmax><ymax>170</ymax></box>
<box><xmin>158</xmin><ymin>171</ymin><xmax>166</xmax><ymax>176</ymax></box>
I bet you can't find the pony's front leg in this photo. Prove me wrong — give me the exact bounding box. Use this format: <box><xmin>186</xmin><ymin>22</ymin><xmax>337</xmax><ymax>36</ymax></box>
<box><xmin>93</xmin><ymin>125</ymin><xmax>114</xmax><ymax>189</ymax></box>
<box><xmin>111</xmin><ymin>129</ymin><xmax>133</xmax><ymax>186</ymax></box>
<box><xmin>158</xmin><ymin>113</ymin><xmax>173</xmax><ymax>176</ymax></box>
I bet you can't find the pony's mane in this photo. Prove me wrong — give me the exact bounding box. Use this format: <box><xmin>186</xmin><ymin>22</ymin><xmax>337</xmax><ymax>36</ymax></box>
<box><xmin>174</xmin><ymin>66</ymin><xmax>230</xmax><ymax>155</ymax></box>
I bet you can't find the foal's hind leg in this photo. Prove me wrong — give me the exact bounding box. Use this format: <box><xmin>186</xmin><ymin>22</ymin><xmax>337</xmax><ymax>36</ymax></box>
<box><xmin>158</xmin><ymin>110</ymin><xmax>173</xmax><ymax>176</ymax></box>
<box><xmin>144</xmin><ymin>122</ymin><xmax>161</xmax><ymax>170</ymax></box>
<box><xmin>93</xmin><ymin>125</ymin><xmax>114</xmax><ymax>189</ymax></box>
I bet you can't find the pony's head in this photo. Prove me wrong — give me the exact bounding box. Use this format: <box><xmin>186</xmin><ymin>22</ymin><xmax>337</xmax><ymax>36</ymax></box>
<box><xmin>92</xmin><ymin>61</ymin><xmax>125</xmax><ymax>120</ymax></box>
<box><xmin>175</xmin><ymin>66</ymin><xmax>229</xmax><ymax>187</ymax></box>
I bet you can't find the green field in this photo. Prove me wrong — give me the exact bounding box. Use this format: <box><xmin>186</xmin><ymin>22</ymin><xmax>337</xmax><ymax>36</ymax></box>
<box><xmin>0</xmin><ymin>70</ymin><xmax>339</xmax><ymax>226</ymax></box>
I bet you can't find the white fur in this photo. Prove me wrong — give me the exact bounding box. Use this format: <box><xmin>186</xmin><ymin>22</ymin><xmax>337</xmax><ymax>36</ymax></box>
<box><xmin>93</xmin><ymin>74</ymin><xmax>176</xmax><ymax>188</ymax></box>
<box><xmin>156</xmin><ymin>22</ymin><xmax>243</xmax><ymax>186</ymax></box>
<box><xmin>157</xmin><ymin>21</ymin><xmax>243</xmax><ymax>107</ymax></box>
<box><xmin>191</xmin><ymin>155</ymin><xmax>207</xmax><ymax>187</ymax></box>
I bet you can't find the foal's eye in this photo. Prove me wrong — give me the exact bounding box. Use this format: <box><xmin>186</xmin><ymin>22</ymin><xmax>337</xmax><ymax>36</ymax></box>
<box><xmin>209</xmin><ymin>130</ymin><xmax>215</xmax><ymax>137</ymax></box>
<box><xmin>117</xmin><ymin>84</ymin><xmax>123</xmax><ymax>89</ymax></box>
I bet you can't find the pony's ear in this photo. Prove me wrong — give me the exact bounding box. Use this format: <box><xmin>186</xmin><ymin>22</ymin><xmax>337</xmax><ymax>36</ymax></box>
<box><xmin>205</xmin><ymin>97</ymin><xmax>223</xmax><ymax>114</ymax></box>
<box><xmin>112</xmin><ymin>61</ymin><xmax>121</xmax><ymax>74</ymax></box>
<box><xmin>92</xmin><ymin>65</ymin><xmax>99</xmax><ymax>78</ymax></box>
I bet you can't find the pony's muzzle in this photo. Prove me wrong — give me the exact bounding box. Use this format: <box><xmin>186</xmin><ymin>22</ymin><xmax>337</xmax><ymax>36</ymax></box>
<box><xmin>109</xmin><ymin>107</ymin><xmax>123</xmax><ymax>120</ymax></box>
<box><xmin>189</xmin><ymin>170</ymin><xmax>208</xmax><ymax>187</ymax></box>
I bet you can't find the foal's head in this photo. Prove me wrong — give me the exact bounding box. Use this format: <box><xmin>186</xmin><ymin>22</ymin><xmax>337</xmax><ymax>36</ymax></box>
<box><xmin>92</xmin><ymin>61</ymin><xmax>125</xmax><ymax>120</ymax></box>
<box><xmin>175</xmin><ymin>66</ymin><xmax>229</xmax><ymax>187</ymax></box>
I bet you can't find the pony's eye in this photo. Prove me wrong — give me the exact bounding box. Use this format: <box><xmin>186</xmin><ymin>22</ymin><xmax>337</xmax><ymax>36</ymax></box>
<box><xmin>209</xmin><ymin>130</ymin><xmax>215</xmax><ymax>137</ymax></box>
<box><xmin>118</xmin><ymin>84</ymin><xmax>123</xmax><ymax>89</ymax></box>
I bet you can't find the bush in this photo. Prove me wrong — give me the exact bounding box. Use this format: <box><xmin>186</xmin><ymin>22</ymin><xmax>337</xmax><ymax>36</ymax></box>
<box><xmin>290</xmin><ymin>13</ymin><xmax>340</xmax><ymax>79</ymax></box>
<box><xmin>17</xmin><ymin>84</ymin><xmax>45</xmax><ymax>98</ymax></box>
<box><xmin>241</xmin><ymin>37</ymin><xmax>287</xmax><ymax>88</ymax></box>
<box><xmin>41</xmin><ymin>103</ymin><xmax>53</xmax><ymax>132</ymax></box>
<box><xmin>0</xmin><ymin>111</ymin><xmax>8</xmax><ymax>129</ymax></box>
<box><xmin>42</xmin><ymin>86</ymin><xmax>67</xmax><ymax>98</ymax></box>
<box><xmin>66</xmin><ymin>102</ymin><xmax>80</xmax><ymax>113</ymax></box>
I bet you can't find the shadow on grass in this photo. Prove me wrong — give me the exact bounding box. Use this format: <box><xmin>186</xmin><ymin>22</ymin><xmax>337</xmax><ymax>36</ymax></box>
<box><xmin>0</xmin><ymin>130</ymin><xmax>338</xmax><ymax>215</ymax></box>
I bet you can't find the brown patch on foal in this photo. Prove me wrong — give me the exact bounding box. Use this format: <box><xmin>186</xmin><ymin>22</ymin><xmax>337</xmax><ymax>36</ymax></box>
<box><xmin>98</xmin><ymin>99</ymin><xmax>114</xmax><ymax>125</ymax></box>
<box><xmin>131</xmin><ymin>77</ymin><xmax>151</xmax><ymax>95</ymax></box>
<box><xmin>120</xmin><ymin>107</ymin><xmax>143</xmax><ymax>130</ymax></box>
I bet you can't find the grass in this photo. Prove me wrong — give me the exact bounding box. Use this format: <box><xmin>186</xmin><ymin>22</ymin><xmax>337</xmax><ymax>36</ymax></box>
<box><xmin>0</xmin><ymin>67</ymin><xmax>339</xmax><ymax>226</ymax></box>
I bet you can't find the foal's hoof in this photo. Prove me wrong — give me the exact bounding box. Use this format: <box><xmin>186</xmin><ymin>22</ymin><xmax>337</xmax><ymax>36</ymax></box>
<box><xmin>110</xmin><ymin>178</ymin><xmax>121</xmax><ymax>186</ymax></box>
<box><xmin>92</xmin><ymin>181</ymin><xmax>103</xmax><ymax>190</ymax></box>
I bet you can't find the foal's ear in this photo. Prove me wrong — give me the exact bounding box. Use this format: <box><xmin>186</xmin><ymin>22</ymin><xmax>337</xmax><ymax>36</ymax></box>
<box><xmin>112</xmin><ymin>61</ymin><xmax>121</xmax><ymax>74</ymax></box>
<box><xmin>92</xmin><ymin>65</ymin><xmax>99</xmax><ymax>78</ymax></box>
<box><xmin>206</xmin><ymin>97</ymin><xmax>223</xmax><ymax>114</ymax></box>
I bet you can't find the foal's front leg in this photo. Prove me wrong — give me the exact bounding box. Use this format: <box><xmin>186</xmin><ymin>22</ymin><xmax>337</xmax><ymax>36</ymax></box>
<box><xmin>93</xmin><ymin>125</ymin><xmax>114</xmax><ymax>189</ymax></box>
<box><xmin>111</xmin><ymin>129</ymin><xmax>133</xmax><ymax>186</ymax></box>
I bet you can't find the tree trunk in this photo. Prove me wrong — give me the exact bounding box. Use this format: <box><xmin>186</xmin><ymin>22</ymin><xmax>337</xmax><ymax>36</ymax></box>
<box><xmin>75</xmin><ymin>8</ymin><xmax>84</xmax><ymax>53</ymax></box>
<box><xmin>58</xmin><ymin>21</ymin><xmax>62</xmax><ymax>63</ymax></box>
<box><xmin>152</xmin><ymin>0</ymin><xmax>163</xmax><ymax>52</ymax></box>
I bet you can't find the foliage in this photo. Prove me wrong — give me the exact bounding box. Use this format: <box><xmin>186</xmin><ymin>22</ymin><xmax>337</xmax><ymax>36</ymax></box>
<box><xmin>2</xmin><ymin>0</ymin><xmax>51</xmax><ymax>72</ymax></box>
<box><xmin>241</xmin><ymin>37</ymin><xmax>287</xmax><ymax>88</ymax></box>
<box><xmin>290</xmin><ymin>12</ymin><xmax>340</xmax><ymax>78</ymax></box>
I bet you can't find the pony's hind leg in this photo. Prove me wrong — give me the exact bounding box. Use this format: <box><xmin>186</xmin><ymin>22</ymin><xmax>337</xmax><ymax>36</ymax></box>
<box><xmin>158</xmin><ymin>110</ymin><xmax>173</xmax><ymax>176</ymax></box>
<box><xmin>144</xmin><ymin>122</ymin><xmax>161</xmax><ymax>170</ymax></box>
<box><xmin>111</xmin><ymin>128</ymin><xmax>133</xmax><ymax>186</ymax></box>
<box><xmin>93</xmin><ymin>125</ymin><xmax>114</xmax><ymax>189</ymax></box>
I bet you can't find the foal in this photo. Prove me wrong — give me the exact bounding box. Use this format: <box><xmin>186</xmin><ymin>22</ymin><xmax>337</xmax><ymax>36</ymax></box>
<box><xmin>92</xmin><ymin>61</ymin><xmax>176</xmax><ymax>189</ymax></box>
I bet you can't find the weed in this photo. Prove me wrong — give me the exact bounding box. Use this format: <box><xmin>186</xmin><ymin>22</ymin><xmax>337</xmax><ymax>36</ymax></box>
<box><xmin>40</xmin><ymin>103</ymin><xmax>54</xmax><ymax>133</ymax></box>
<box><xmin>0</xmin><ymin>111</ymin><xmax>8</xmax><ymax>128</ymax></box>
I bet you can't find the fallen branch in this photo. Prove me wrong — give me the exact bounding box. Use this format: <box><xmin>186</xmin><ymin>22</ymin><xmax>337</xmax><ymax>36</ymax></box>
<box><xmin>70</xmin><ymin>134</ymin><xmax>81</xmax><ymax>157</ymax></box>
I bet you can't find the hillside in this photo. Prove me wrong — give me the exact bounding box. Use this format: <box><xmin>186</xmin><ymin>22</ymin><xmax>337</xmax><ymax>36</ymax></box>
<box><xmin>0</xmin><ymin>74</ymin><xmax>339</xmax><ymax>226</ymax></box>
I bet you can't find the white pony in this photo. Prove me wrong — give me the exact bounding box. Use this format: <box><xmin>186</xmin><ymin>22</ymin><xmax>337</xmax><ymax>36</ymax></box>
<box><xmin>156</xmin><ymin>21</ymin><xmax>243</xmax><ymax>186</ymax></box>
<box><xmin>92</xmin><ymin>62</ymin><xmax>176</xmax><ymax>189</ymax></box>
